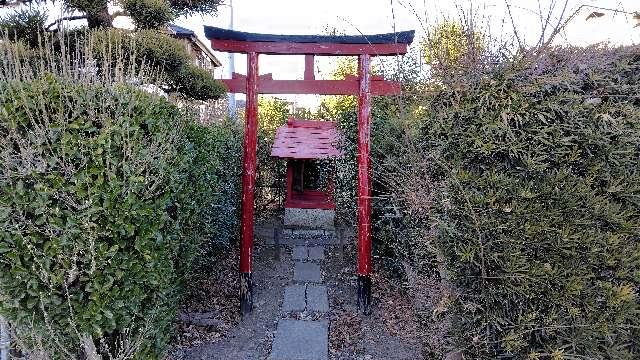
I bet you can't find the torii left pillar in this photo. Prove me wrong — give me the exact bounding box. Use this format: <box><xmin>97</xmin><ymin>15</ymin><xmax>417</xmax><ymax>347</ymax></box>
<box><xmin>356</xmin><ymin>54</ymin><xmax>373</xmax><ymax>314</ymax></box>
<box><xmin>239</xmin><ymin>51</ymin><xmax>259</xmax><ymax>314</ymax></box>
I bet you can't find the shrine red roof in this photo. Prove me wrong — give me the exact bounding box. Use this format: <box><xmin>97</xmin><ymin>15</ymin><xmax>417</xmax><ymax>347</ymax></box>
<box><xmin>271</xmin><ymin>119</ymin><xmax>342</xmax><ymax>159</ymax></box>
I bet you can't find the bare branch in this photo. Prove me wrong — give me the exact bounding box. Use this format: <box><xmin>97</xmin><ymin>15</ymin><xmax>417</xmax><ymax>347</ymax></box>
<box><xmin>45</xmin><ymin>15</ymin><xmax>87</xmax><ymax>31</ymax></box>
<box><xmin>504</xmin><ymin>0</ymin><xmax>525</xmax><ymax>53</ymax></box>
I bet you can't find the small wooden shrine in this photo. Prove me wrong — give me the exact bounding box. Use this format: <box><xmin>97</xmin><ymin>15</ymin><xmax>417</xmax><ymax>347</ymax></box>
<box><xmin>271</xmin><ymin>119</ymin><xmax>341</xmax><ymax>212</ymax></box>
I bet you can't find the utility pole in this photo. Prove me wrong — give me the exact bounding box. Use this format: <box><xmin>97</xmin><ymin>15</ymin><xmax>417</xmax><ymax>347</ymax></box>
<box><xmin>226</xmin><ymin>0</ymin><xmax>236</xmax><ymax>119</ymax></box>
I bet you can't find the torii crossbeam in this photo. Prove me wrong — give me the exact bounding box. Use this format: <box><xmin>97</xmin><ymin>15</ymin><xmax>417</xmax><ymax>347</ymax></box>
<box><xmin>204</xmin><ymin>26</ymin><xmax>414</xmax><ymax>316</ymax></box>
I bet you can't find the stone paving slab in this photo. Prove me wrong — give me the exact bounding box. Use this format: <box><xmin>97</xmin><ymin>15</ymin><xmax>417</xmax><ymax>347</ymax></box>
<box><xmin>292</xmin><ymin>246</ymin><xmax>308</xmax><ymax>260</ymax></box>
<box><xmin>293</xmin><ymin>262</ymin><xmax>321</xmax><ymax>282</ymax></box>
<box><xmin>305</xmin><ymin>285</ymin><xmax>329</xmax><ymax>313</ymax></box>
<box><xmin>307</xmin><ymin>247</ymin><xmax>325</xmax><ymax>260</ymax></box>
<box><xmin>282</xmin><ymin>285</ymin><xmax>306</xmax><ymax>312</ymax></box>
<box><xmin>279</xmin><ymin>235</ymin><xmax>340</xmax><ymax>246</ymax></box>
<box><xmin>270</xmin><ymin>319</ymin><xmax>328</xmax><ymax>360</ymax></box>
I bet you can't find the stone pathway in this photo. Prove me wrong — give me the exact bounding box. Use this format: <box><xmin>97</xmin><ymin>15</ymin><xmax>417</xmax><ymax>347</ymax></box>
<box><xmin>270</xmin><ymin>238</ymin><xmax>336</xmax><ymax>360</ymax></box>
<box><xmin>172</xmin><ymin>222</ymin><xmax>422</xmax><ymax>360</ymax></box>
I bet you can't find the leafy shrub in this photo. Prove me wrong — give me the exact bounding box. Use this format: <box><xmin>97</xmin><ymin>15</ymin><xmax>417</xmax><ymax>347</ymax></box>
<box><xmin>0</xmin><ymin>74</ymin><xmax>189</xmax><ymax>358</ymax></box>
<box><xmin>177</xmin><ymin>120</ymin><xmax>241</xmax><ymax>277</ymax></box>
<box><xmin>173</xmin><ymin>64</ymin><xmax>227</xmax><ymax>101</ymax></box>
<box><xmin>318</xmin><ymin>58</ymin><xmax>410</xmax><ymax>229</ymax></box>
<box><xmin>0</xmin><ymin>34</ymin><xmax>238</xmax><ymax>358</ymax></box>
<box><xmin>386</xmin><ymin>46</ymin><xmax>640</xmax><ymax>359</ymax></box>
<box><xmin>253</xmin><ymin>96</ymin><xmax>289</xmax><ymax>213</ymax></box>
<box><xmin>135</xmin><ymin>29</ymin><xmax>191</xmax><ymax>72</ymax></box>
<box><xmin>169</xmin><ymin>0</ymin><xmax>223</xmax><ymax>16</ymax></box>
<box><xmin>0</xmin><ymin>8</ymin><xmax>47</xmax><ymax>48</ymax></box>
<box><xmin>123</xmin><ymin>0</ymin><xmax>175</xmax><ymax>29</ymax></box>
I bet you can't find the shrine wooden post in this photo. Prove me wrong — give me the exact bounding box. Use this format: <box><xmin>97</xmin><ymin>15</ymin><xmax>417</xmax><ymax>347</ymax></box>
<box><xmin>204</xmin><ymin>26</ymin><xmax>414</xmax><ymax>316</ymax></box>
<box><xmin>356</xmin><ymin>54</ymin><xmax>373</xmax><ymax>312</ymax></box>
<box><xmin>239</xmin><ymin>51</ymin><xmax>259</xmax><ymax>314</ymax></box>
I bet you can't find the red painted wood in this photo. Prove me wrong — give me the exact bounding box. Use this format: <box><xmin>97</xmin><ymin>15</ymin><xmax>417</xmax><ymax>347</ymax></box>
<box><xmin>357</xmin><ymin>54</ymin><xmax>373</xmax><ymax>276</ymax></box>
<box><xmin>304</xmin><ymin>55</ymin><xmax>315</xmax><ymax>80</ymax></box>
<box><xmin>286</xmin><ymin>162</ymin><xmax>293</xmax><ymax>205</ymax></box>
<box><xmin>220</xmin><ymin>78</ymin><xmax>400</xmax><ymax>95</ymax></box>
<box><xmin>287</xmin><ymin>118</ymin><xmax>336</xmax><ymax>129</ymax></box>
<box><xmin>285</xmin><ymin>191</ymin><xmax>335</xmax><ymax>210</ymax></box>
<box><xmin>271</xmin><ymin>121</ymin><xmax>341</xmax><ymax>159</ymax></box>
<box><xmin>210</xmin><ymin>39</ymin><xmax>408</xmax><ymax>55</ymax></box>
<box><xmin>239</xmin><ymin>52</ymin><xmax>259</xmax><ymax>274</ymax></box>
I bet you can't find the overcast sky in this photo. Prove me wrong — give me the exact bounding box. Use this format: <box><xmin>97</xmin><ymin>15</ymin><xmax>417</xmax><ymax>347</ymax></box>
<box><xmin>177</xmin><ymin>0</ymin><xmax>640</xmax><ymax>79</ymax></box>
<box><xmin>175</xmin><ymin>0</ymin><xmax>639</xmax><ymax>105</ymax></box>
<box><xmin>2</xmin><ymin>0</ymin><xmax>639</xmax><ymax>106</ymax></box>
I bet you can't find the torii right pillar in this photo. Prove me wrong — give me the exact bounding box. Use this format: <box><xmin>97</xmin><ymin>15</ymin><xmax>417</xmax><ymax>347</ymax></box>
<box><xmin>356</xmin><ymin>54</ymin><xmax>373</xmax><ymax>315</ymax></box>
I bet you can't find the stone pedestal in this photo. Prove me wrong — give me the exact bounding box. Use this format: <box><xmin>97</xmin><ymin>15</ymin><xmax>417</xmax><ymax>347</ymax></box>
<box><xmin>284</xmin><ymin>208</ymin><xmax>335</xmax><ymax>230</ymax></box>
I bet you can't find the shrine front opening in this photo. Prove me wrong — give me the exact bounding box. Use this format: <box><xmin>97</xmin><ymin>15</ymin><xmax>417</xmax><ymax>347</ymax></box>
<box><xmin>204</xmin><ymin>26</ymin><xmax>415</xmax><ymax>316</ymax></box>
<box><xmin>272</xmin><ymin>118</ymin><xmax>340</xmax><ymax>229</ymax></box>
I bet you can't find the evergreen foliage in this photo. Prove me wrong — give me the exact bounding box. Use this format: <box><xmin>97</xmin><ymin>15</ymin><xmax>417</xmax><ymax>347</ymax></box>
<box><xmin>0</xmin><ymin>8</ymin><xmax>47</xmax><ymax>47</ymax></box>
<box><xmin>0</xmin><ymin>0</ymin><xmax>226</xmax><ymax>101</ymax></box>
<box><xmin>254</xmin><ymin>96</ymin><xmax>290</xmax><ymax>212</ymax></box>
<box><xmin>385</xmin><ymin>46</ymin><xmax>640</xmax><ymax>359</ymax></box>
<box><xmin>0</xmin><ymin>35</ymin><xmax>240</xmax><ymax>358</ymax></box>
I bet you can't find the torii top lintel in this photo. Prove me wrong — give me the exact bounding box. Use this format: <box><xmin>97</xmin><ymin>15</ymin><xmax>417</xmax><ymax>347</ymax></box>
<box><xmin>203</xmin><ymin>26</ymin><xmax>414</xmax><ymax>95</ymax></box>
<box><xmin>204</xmin><ymin>26</ymin><xmax>414</xmax><ymax>56</ymax></box>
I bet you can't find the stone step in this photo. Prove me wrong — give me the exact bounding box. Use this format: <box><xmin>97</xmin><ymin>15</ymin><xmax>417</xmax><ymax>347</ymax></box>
<box><xmin>305</xmin><ymin>285</ymin><xmax>329</xmax><ymax>312</ymax></box>
<box><xmin>284</xmin><ymin>208</ymin><xmax>335</xmax><ymax>230</ymax></box>
<box><xmin>282</xmin><ymin>284</ymin><xmax>306</xmax><ymax>312</ymax></box>
<box><xmin>270</xmin><ymin>319</ymin><xmax>328</xmax><ymax>360</ymax></box>
<box><xmin>278</xmin><ymin>230</ymin><xmax>340</xmax><ymax>246</ymax></box>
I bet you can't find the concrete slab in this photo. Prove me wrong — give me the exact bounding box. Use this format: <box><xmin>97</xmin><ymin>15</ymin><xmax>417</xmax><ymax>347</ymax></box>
<box><xmin>306</xmin><ymin>285</ymin><xmax>329</xmax><ymax>313</ymax></box>
<box><xmin>293</xmin><ymin>262</ymin><xmax>321</xmax><ymax>282</ymax></box>
<box><xmin>282</xmin><ymin>285</ymin><xmax>306</xmax><ymax>313</ymax></box>
<box><xmin>292</xmin><ymin>247</ymin><xmax>308</xmax><ymax>260</ymax></box>
<box><xmin>279</xmin><ymin>234</ymin><xmax>340</xmax><ymax>246</ymax></box>
<box><xmin>270</xmin><ymin>319</ymin><xmax>328</xmax><ymax>360</ymax></box>
<box><xmin>307</xmin><ymin>247</ymin><xmax>325</xmax><ymax>261</ymax></box>
<box><xmin>284</xmin><ymin>208</ymin><xmax>335</xmax><ymax>229</ymax></box>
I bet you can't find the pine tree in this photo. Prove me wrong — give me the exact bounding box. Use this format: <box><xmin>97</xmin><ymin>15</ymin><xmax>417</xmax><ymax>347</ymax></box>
<box><xmin>0</xmin><ymin>0</ymin><xmax>226</xmax><ymax>100</ymax></box>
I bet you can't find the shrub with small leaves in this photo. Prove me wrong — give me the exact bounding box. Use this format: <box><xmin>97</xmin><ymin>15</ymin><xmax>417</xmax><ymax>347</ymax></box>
<box><xmin>176</xmin><ymin>120</ymin><xmax>242</xmax><ymax>278</ymax></box>
<box><xmin>172</xmin><ymin>64</ymin><xmax>227</xmax><ymax>101</ymax></box>
<box><xmin>0</xmin><ymin>33</ymin><xmax>239</xmax><ymax>359</ymax></box>
<box><xmin>385</xmin><ymin>46</ymin><xmax>640</xmax><ymax>359</ymax></box>
<box><xmin>123</xmin><ymin>0</ymin><xmax>175</xmax><ymax>29</ymax></box>
<box><xmin>0</xmin><ymin>74</ymin><xmax>189</xmax><ymax>358</ymax></box>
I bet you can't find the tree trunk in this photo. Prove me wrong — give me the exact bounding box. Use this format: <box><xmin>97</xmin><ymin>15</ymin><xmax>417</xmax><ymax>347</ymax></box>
<box><xmin>86</xmin><ymin>2</ymin><xmax>112</xmax><ymax>28</ymax></box>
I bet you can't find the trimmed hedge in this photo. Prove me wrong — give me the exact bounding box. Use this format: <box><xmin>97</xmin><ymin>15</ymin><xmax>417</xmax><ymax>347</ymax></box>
<box><xmin>0</xmin><ymin>74</ymin><xmax>190</xmax><ymax>357</ymax></box>
<box><xmin>0</xmin><ymin>37</ymin><xmax>239</xmax><ymax>357</ymax></box>
<box><xmin>177</xmin><ymin>120</ymin><xmax>241</xmax><ymax>277</ymax></box>
<box><xmin>387</xmin><ymin>46</ymin><xmax>640</xmax><ymax>359</ymax></box>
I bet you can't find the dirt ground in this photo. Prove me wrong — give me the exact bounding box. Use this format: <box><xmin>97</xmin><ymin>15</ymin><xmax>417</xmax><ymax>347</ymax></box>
<box><xmin>166</xmin><ymin>222</ymin><xmax>424</xmax><ymax>360</ymax></box>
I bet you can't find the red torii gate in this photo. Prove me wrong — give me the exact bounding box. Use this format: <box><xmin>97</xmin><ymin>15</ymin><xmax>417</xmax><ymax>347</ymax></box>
<box><xmin>204</xmin><ymin>26</ymin><xmax>414</xmax><ymax>315</ymax></box>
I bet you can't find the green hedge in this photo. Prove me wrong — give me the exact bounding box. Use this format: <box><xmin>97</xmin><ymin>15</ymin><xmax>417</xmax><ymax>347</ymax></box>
<box><xmin>0</xmin><ymin>74</ymin><xmax>190</xmax><ymax>357</ymax></box>
<box><xmin>0</xmin><ymin>47</ymin><xmax>239</xmax><ymax>357</ymax></box>
<box><xmin>387</xmin><ymin>47</ymin><xmax>640</xmax><ymax>359</ymax></box>
<box><xmin>177</xmin><ymin>120</ymin><xmax>241</xmax><ymax>277</ymax></box>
